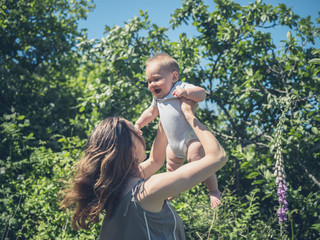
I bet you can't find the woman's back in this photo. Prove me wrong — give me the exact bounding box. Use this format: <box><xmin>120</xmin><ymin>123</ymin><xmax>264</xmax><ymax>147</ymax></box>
<box><xmin>99</xmin><ymin>180</ymin><xmax>186</xmax><ymax>240</ymax></box>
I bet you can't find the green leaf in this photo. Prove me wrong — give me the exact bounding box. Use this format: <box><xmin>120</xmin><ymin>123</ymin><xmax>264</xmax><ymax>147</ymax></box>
<box><xmin>309</xmin><ymin>58</ymin><xmax>320</xmax><ymax>65</ymax></box>
<box><xmin>246</xmin><ymin>172</ymin><xmax>259</xmax><ymax>179</ymax></box>
<box><xmin>287</xmin><ymin>30</ymin><xmax>292</xmax><ymax>41</ymax></box>
<box><xmin>241</xmin><ymin>162</ymin><xmax>249</xmax><ymax>168</ymax></box>
<box><xmin>17</xmin><ymin>115</ymin><xmax>25</xmax><ymax>120</ymax></box>
<box><xmin>311</xmin><ymin>127</ymin><xmax>319</xmax><ymax>135</ymax></box>
<box><xmin>252</xmin><ymin>179</ymin><xmax>265</xmax><ymax>185</ymax></box>
<box><xmin>79</xmin><ymin>106</ymin><xmax>85</xmax><ymax>112</ymax></box>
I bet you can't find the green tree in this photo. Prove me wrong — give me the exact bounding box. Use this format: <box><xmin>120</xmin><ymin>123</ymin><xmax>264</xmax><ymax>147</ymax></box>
<box><xmin>170</xmin><ymin>0</ymin><xmax>320</xmax><ymax>238</ymax></box>
<box><xmin>1</xmin><ymin>0</ymin><xmax>320</xmax><ymax>239</ymax></box>
<box><xmin>72</xmin><ymin>10</ymin><xmax>189</xmax><ymax>144</ymax></box>
<box><xmin>0</xmin><ymin>0</ymin><xmax>93</xmax><ymax>140</ymax></box>
<box><xmin>73</xmin><ymin>2</ymin><xmax>320</xmax><ymax>237</ymax></box>
<box><xmin>0</xmin><ymin>0</ymin><xmax>93</xmax><ymax>238</ymax></box>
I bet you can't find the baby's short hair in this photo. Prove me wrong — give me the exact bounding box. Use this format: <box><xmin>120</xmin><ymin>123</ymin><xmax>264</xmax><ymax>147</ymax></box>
<box><xmin>146</xmin><ymin>53</ymin><xmax>179</xmax><ymax>73</ymax></box>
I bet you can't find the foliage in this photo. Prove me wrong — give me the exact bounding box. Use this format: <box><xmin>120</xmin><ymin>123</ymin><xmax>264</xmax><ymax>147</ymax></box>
<box><xmin>1</xmin><ymin>0</ymin><xmax>319</xmax><ymax>239</ymax></box>
<box><xmin>0</xmin><ymin>0</ymin><xmax>93</xmax><ymax>239</ymax></box>
<box><xmin>173</xmin><ymin>186</ymin><xmax>277</xmax><ymax>239</ymax></box>
<box><xmin>73</xmin><ymin>10</ymin><xmax>202</xmax><ymax>144</ymax></box>
<box><xmin>171</xmin><ymin>0</ymin><xmax>320</xmax><ymax>238</ymax></box>
<box><xmin>0</xmin><ymin>0</ymin><xmax>94</xmax><ymax>141</ymax></box>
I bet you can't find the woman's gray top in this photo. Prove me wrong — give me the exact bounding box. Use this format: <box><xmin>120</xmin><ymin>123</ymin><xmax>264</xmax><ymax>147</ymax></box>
<box><xmin>99</xmin><ymin>179</ymin><xmax>186</xmax><ymax>240</ymax></box>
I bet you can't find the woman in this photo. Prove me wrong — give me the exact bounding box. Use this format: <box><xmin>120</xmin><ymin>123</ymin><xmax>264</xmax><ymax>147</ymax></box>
<box><xmin>61</xmin><ymin>98</ymin><xmax>228</xmax><ymax>239</ymax></box>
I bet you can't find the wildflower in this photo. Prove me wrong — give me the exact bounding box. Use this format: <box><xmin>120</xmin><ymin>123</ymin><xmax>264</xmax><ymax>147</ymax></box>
<box><xmin>272</xmin><ymin>99</ymin><xmax>292</xmax><ymax>224</ymax></box>
<box><xmin>277</xmin><ymin>207</ymin><xmax>288</xmax><ymax>222</ymax></box>
<box><xmin>274</xmin><ymin>150</ymin><xmax>288</xmax><ymax>222</ymax></box>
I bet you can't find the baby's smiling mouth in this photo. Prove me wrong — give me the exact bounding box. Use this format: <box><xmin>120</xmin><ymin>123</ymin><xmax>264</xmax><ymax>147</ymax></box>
<box><xmin>155</xmin><ymin>89</ymin><xmax>161</xmax><ymax>94</ymax></box>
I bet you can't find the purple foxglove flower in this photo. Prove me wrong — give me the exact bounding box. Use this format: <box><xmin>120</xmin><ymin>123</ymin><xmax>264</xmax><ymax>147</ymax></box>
<box><xmin>277</xmin><ymin>186</ymin><xmax>285</xmax><ymax>195</ymax></box>
<box><xmin>277</xmin><ymin>208</ymin><xmax>282</xmax><ymax>216</ymax></box>
<box><xmin>279</xmin><ymin>215</ymin><xmax>285</xmax><ymax>222</ymax></box>
<box><xmin>274</xmin><ymin>143</ymin><xmax>288</xmax><ymax>222</ymax></box>
<box><xmin>278</xmin><ymin>195</ymin><xmax>284</xmax><ymax>203</ymax></box>
<box><xmin>277</xmin><ymin>188</ymin><xmax>282</xmax><ymax>196</ymax></box>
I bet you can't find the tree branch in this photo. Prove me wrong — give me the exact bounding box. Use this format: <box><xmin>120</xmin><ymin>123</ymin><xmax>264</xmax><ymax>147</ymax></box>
<box><xmin>210</xmin><ymin>127</ymin><xmax>237</xmax><ymax>141</ymax></box>
<box><xmin>311</xmin><ymin>141</ymin><xmax>320</xmax><ymax>153</ymax></box>
<box><xmin>210</xmin><ymin>126</ymin><xmax>269</xmax><ymax>148</ymax></box>
<box><xmin>213</xmin><ymin>96</ymin><xmax>245</xmax><ymax>138</ymax></box>
<box><xmin>297</xmin><ymin>158</ymin><xmax>320</xmax><ymax>189</ymax></box>
<box><xmin>296</xmin><ymin>149</ymin><xmax>320</xmax><ymax>189</ymax></box>
<box><xmin>257</xmin><ymin>23</ymin><xmax>278</xmax><ymax>29</ymax></box>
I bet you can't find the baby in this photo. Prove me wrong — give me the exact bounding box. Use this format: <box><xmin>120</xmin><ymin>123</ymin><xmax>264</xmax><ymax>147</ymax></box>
<box><xmin>135</xmin><ymin>53</ymin><xmax>221</xmax><ymax>209</ymax></box>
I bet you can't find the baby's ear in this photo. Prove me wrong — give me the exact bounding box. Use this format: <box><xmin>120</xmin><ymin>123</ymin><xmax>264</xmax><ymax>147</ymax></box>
<box><xmin>172</xmin><ymin>71</ymin><xmax>179</xmax><ymax>82</ymax></box>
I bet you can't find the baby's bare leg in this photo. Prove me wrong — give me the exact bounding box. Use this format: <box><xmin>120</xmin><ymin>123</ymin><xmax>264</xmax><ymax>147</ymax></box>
<box><xmin>166</xmin><ymin>145</ymin><xmax>184</xmax><ymax>172</ymax></box>
<box><xmin>166</xmin><ymin>145</ymin><xmax>184</xmax><ymax>201</ymax></box>
<box><xmin>187</xmin><ymin>140</ymin><xmax>221</xmax><ymax>210</ymax></box>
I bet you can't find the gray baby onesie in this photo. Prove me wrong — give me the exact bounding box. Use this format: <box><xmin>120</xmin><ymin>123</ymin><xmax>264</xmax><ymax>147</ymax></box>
<box><xmin>151</xmin><ymin>81</ymin><xmax>198</xmax><ymax>158</ymax></box>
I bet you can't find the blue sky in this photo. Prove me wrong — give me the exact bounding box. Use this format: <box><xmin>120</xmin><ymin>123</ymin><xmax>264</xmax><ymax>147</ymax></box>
<box><xmin>79</xmin><ymin>0</ymin><xmax>320</xmax><ymax>48</ymax></box>
<box><xmin>78</xmin><ymin>0</ymin><xmax>319</xmax><ymax>110</ymax></box>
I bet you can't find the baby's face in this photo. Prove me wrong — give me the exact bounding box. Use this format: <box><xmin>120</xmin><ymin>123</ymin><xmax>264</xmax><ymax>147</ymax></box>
<box><xmin>146</xmin><ymin>62</ymin><xmax>178</xmax><ymax>99</ymax></box>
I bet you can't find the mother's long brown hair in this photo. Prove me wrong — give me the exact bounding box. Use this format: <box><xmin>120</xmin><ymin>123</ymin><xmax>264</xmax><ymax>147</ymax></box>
<box><xmin>61</xmin><ymin>116</ymin><xmax>143</xmax><ymax>230</ymax></box>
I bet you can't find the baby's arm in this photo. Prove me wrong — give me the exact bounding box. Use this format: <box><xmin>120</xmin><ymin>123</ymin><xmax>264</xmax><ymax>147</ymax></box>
<box><xmin>173</xmin><ymin>86</ymin><xmax>206</xmax><ymax>102</ymax></box>
<box><xmin>135</xmin><ymin>105</ymin><xmax>159</xmax><ymax>131</ymax></box>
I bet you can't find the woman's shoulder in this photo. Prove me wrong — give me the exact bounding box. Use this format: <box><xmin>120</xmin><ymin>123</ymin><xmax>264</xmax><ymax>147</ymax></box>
<box><xmin>121</xmin><ymin>178</ymin><xmax>143</xmax><ymax>198</ymax></box>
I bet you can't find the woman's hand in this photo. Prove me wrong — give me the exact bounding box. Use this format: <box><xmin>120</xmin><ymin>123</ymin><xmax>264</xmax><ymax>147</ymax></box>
<box><xmin>180</xmin><ymin>97</ymin><xmax>198</xmax><ymax>121</ymax></box>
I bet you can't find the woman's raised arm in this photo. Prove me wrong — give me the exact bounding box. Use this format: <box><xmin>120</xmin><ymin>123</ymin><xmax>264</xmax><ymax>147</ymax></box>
<box><xmin>138</xmin><ymin>98</ymin><xmax>228</xmax><ymax>212</ymax></box>
<box><xmin>138</xmin><ymin>121</ymin><xmax>168</xmax><ymax>179</ymax></box>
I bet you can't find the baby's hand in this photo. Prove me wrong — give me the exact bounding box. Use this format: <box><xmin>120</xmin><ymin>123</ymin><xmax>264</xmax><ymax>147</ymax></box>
<box><xmin>172</xmin><ymin>88</ymin><xmax>187</xmax><ymax>98</ymax></box>
<box><xmin>210</xmin><ymin>190</ymin><xmax>221</xmax><ymax>210</ymax></box>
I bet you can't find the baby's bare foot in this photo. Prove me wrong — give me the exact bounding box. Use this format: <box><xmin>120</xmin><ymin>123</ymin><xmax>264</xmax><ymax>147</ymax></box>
<box><xmin>210</xmin><ymin>190</ymin><xmax>221</xmax><ymax>210</ymax></box>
